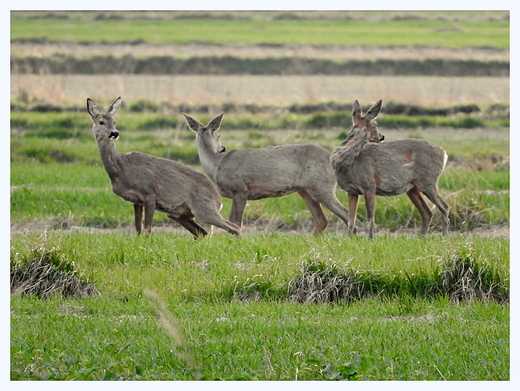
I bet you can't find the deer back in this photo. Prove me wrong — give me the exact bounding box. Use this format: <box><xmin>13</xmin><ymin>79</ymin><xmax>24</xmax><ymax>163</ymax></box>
<box><xmin>334</xmin><ymin>139</ymin><xmax>447</xmax><ymax>196</ymax></box>
<box><xmin>216</xmin><ymin>144</ymin><xmax>335</xmax><ymax>198</ymax></box>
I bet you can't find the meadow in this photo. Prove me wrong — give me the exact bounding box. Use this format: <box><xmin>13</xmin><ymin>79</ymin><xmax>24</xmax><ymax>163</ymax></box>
<box><xmin>10</xmin><ymin>10</ymin><xmax>510</xmax><ymax>382</ymax></box>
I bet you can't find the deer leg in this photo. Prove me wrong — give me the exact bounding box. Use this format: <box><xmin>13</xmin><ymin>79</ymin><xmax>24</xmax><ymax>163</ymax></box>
<box><xmin>134</xmin><ymin>204</ymin><xmax>143</xmax><ymax>235</ymax></box>
<box><xmin>298</xmin><ymin>190</ymin><xmax>328</xmax><ymax>234</ymax></box>
<box><xmin>422</xmin><ymin>189</ymin><xmax>450</xmax><ymax>236</ymax></box>
<box><xmin>229</xmin><ymin>194</ymin><xmax>247</xmax><ymax>227</ymax></box>
<box><xmin>406</xmin><ymin>186</ymin><xmax>433</xmax><ymax>235</ymax></box>
<box><xmin>348</xmin><ymin>193</ymin><xmax>359</xmax><ymax>236</ymax></box>
<box><xmin>364</xmin><ymin>192</ymin><xmax>376</xmax><ymax>239</ymax></box>
<box><xmin>199</xmin><ymin>212</ymin><xmax>242</xmax><ymax>238</ymax></box>
<box><xmin>143</xmin><ymin>198</ymin><xmax>156</xmax><ymax>234</ymax></box>
<box><xmin>309</xmin><ymin>190</ymin><xmax>350</xmax><ymax>231</ymax></box>
<box><xmin>169</xmin><ymin>215</ymin><xmax>208</xmax><ymax>239</ymax></box>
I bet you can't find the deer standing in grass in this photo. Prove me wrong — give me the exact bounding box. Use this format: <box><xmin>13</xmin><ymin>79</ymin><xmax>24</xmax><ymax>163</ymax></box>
<box><xmin>87</xmin><ymin>97</ymin><xmax>241</xmax><ymax>238</ymax></box>
<box><xmin>330</xmin><ymin>100</ymin><xmax>450</xmax><ymax>239</ymax></box>
<box><xmin>183</xmin><ymin>112</ymin><xmax>351</xmax><ymax>234</ymax></box>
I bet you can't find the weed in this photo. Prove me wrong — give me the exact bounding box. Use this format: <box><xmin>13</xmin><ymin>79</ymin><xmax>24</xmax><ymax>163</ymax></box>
<box><xmin>10</xmin><ymin>246</ymin><xmax>98</xmax><ymax>298</ymax></box>
<box><xmin>440</xmin><ymin>244</ymin><xmax>509</xmax><ymax>303</ymax></box>
<box><xmin>287</xmin><ymin>261</ymin><xmax>364</xmax><ymax>304</ymax></box>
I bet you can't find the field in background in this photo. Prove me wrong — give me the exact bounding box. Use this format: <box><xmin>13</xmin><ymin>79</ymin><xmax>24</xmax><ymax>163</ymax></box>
<box><xmin>11</xmin><ymin>74</ymin><xmax>510</xmax><ymax>106</ymax></box>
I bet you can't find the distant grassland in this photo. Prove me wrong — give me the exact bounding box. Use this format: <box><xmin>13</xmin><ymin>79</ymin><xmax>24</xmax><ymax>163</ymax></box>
<box><xmin>10</xmin><ymin>15</ymin><xmax>509</xmax><ymax>48</ymax></box>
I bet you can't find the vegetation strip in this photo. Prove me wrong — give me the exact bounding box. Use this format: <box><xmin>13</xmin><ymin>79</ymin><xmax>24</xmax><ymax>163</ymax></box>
<box><xmin>11</xmin><ymin>56</ymin><xmax>510</xmax><ymax>77</ymax></box>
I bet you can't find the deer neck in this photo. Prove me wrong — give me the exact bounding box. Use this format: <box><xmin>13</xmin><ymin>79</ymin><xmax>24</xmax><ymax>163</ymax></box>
<box><xmin>332</xmin><ymin>132</ymin><xmax>370</xmax><ymax>168</ymax></box>
<box><xmin>196</xmin><ymin>136</ymin><xmax>224</xmax><ymax>182</ymax></box>
<box><xmin>97</xmin><ymin>138</ymin><xmax>122</xmax><ymax>180</ymax></box>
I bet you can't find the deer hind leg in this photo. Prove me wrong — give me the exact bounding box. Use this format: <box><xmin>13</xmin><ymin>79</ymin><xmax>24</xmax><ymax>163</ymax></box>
<box><xmin>190</xmin><ymin>202</ymin><xmax>242</xmax><ymax>238</ymax></box>
<box><xmin>229</xmin><ymin>194</ymin><xmax>248</xmax><ymax>227</ymax></box>
<box><xmin>169</xmin><ymin>214</ymin><xmax>208</xmax><ymax>239</ymax></box>
<box><xmin>348</xmin><ymin>193</ymin><xmax>359</xmax><ymax>236</ymax></box>
<box><xmin>406</xmin><ymin>186</ymin><xmax>433</xmax><ymax>235</ymax></box>
<box><xmin>309</xmin><ymin>190</ymin><xmax>351</xmax><ymax>232</ymax></box>
<box><xmin>422</xmin><ymin>187</ymin><xmax>450</xmax><ymax>236</ymax></box>
<box><xmin>202</xmin><ymin>213</ymin><xmax>242</xmax><ymax>237</ymax></box>
<box><xmin>298</xmin><ymin>190</ymin><xmax>328</xmax><ymax>234</ymax></box>
<box><xmin>364</xmin><ymin>192</ymin><xmax>377</xmax><ymax>239</ymax></box>
<box><xmin>143</xmin><ymin>198</ymin><xmax>156</xmax><ymax>234</ymax></box>
<box><xmin>134</xmin><ymin>204</ymin><xmax>144</xmax><ymax>234</ymax></box>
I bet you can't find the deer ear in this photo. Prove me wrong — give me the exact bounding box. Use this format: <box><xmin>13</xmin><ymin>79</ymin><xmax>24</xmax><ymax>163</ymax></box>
<box><xmin>365</xmin><ymin>100</ymin><xmax>382</xmax><ymax>120</ymax></box>
<box><xmin>87</xmin><ymin>98</ymin><xmax>99</xmax><ymax>118</ymax></box>
<box><xmin>106</xmin><ymin>97</ymin><xmax>122</xmax><ymax>117</ymax></box>
<box><xmin>352</xmin><ymin>100</ymin><xmax>362</xmax><ymax>124</ymax></box>
<box><xmin>183</xmin><ymin>113</ymin><xmax>205</xmax><ymax>132</ymax></box>
<box><xmin>207</xmin><ymin>112</ymin><xmax>224</xmax><ymax>132</ymax></box>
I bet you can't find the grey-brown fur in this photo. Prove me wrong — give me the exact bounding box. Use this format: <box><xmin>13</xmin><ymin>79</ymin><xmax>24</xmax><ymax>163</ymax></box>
<box><xmin>87</xmin><ymin>97</ymin><xmax>241</xmax><ymax>238</ymax></box>
<box><xmin>183</xmin><ymin>113</ymin><xmax>350</xmax><ymax>234</ymax></box>
<box><xmin>330</xmin><ymin>99</ymin><xmax>449</xmax><ymax>238</ymax></box>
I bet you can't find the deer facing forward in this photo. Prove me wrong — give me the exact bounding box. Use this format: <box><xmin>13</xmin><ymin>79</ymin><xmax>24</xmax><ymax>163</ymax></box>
<box><xmin>183</xmin><ymin>113</ymin><xmax>351</xmax><ymax>234</ymax></box>
<box><xmin>87</xmin><ymin>97</ymin><xmax>241</xmax><ymax>238</ymax></box>
<box><xmin>330</xmin><ymin>100</ymin><xmax>450</xmax><ymax>238</ymax></box>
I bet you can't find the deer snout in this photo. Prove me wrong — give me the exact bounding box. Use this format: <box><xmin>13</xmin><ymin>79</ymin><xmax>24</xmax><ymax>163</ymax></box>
<box><xmin>219</xmin><ymin>146</ymin><xmax>226</xmax><ymax>153</ymax></box>
<box><xmin>379</xmin><ymin>134</ymin><xmax>385</xmax><ymax>142</ymax></box>
<box><xmin>109</xmin><ymin>131</ymin><xmax>119</xmax><ymax>139</ymax></box>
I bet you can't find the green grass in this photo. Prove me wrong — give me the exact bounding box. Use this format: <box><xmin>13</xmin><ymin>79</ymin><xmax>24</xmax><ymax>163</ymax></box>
<box><xmin>10</xmin><ymin>232</ymin><xmax>510</xmax><ymax>380</ymax></box>
<box><xmin>10</xmin><ymin>17</ymin><xmax>509</xmax><ymax>49</ymax></box>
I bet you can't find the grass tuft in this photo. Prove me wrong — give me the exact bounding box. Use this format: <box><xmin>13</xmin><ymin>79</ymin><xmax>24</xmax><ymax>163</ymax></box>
<box><xmin>10</xmin><ymin>246</ymin><xmax>99</xmax><ymax>298</ymax></box>
<box><xmin>441</xmin><ymin>246</ymin><xmax>509</xmax><ymax>303</ymax></box>
<box><xmin>287</xmin><ymin>261</ymin><xmax>364</xmax><ymax>304</ymax></box>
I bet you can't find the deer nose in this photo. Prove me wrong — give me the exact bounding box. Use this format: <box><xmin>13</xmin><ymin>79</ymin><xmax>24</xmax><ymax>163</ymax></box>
<box><xmin>109</xmin><ymin>131</ymin><xmax>119</xmax><ymax>139</ymax></box>
<box><xmin>380</xmin><ymin>134</ymin><xmax>385</xmax><ymax>141</ymax></box>
<box><xmin>220</xmin><ymin>146</ymin><xmax>226</xmax><ymax>153</ymax></box>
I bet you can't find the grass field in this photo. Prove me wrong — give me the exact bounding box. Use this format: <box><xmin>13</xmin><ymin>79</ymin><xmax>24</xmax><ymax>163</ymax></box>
<box><xmin>10</xmin><ymin>75</ymin><xmax>511</xmax><ymax>106</ymax></box>
<box><xmin>10</xmin><ymin>13</ymin><xmax>510</xmax><ymax>48</ymax></box>
<box><xmin>10</xmin><ymin>232</ymin><xmax>510</xmax><ymax>380</ymax></box>
<box><xmin>10</xmin><ymin>10</ymin><xmax>510</xmax><ymax>382</ymax></box>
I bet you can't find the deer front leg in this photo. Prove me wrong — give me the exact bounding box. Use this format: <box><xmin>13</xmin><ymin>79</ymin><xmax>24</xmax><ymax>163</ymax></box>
<box><xmin>348</xmin><ymin>193</ymin><xmax>359</xmax><ymax>236</ymax></box>
<box><xmin>229</xmin><ymin>194</ymin><xmax>247</xmax><ymax>227</ymax></box>
<box><xmin>364</xmin><ymin>192</ymin><xmax>376</xmax><ymax>239</ymax></box>
<box><xmin>143</xmin><ymin>198</ymin><xmax>156</xmax><ymax>234</ymax></box>
<box><xmin>134</xmin><ymin>204</ymin><xmax>143</xmax><ymax>235</ymax></box>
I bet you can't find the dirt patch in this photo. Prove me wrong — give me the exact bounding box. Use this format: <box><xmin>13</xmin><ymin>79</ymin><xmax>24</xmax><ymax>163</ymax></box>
<box><xmin>10</xmin><ymin>218</ymin><xmax>510</xmax><ymax>239</ymax></box>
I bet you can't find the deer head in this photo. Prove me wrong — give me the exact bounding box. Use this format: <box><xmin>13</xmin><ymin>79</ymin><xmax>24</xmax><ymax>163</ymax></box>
<box><xmin>87</xmin><ymin>97</ymin><xmax>122</xmax><ymax>142</ymax></box>
<box><xmin>183</xmin><ymin>112</ymin><xmax>226</xmax><ymax>154</ymax></box>
<box><xmin>351</xmin><ymin>99</ymin><xmax>385</xmax><ymax>143</ymax></box>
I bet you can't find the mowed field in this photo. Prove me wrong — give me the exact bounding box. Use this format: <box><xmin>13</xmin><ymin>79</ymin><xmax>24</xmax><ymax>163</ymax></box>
<box><xmin>10</xmin><ymin>11</ymin><xmax>511</xmax><ymax>382</ymax></box>
<box><xmin>11</xmin><ymin>74</ymin><xmax>510</xmax><ymax>106</ymax></box>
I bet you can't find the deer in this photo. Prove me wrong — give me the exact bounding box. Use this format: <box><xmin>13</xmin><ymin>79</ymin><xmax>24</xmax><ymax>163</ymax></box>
<box><xmin>87</xmin><ymin>97</ymin><xmax>241</xmax><ymax>238</ymax></box>
<box><xmin>330</xmin><ymin>99</ymin><xmax>450</xmax><ymax>239</ymax></box>
<box><xmin>183</xmin><ymin>112</ymin><xmax>351</xmax><ymax>234</ymax></box>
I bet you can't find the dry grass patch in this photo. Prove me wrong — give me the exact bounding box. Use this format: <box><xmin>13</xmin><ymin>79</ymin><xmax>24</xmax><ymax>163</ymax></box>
<box><xmin>10</xmin><ymin>247</ymin><xmax>98</xmax><ymax>298</ymax></box>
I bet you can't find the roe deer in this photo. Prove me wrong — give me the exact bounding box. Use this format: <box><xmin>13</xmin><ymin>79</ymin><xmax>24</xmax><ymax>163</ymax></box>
<box><xmin>87</xmin><ymin>97</ymin><xmax>241</xmax><ymax>238</ymax></box>
<box><xmin>330</xmin><ymin>99</ymin><xmax>450</xmax><ymax>239</ymax></box>
<box><xmin>183</xmin><ymin>113</ymin><xmax>351</xmax><ymax>234</ymax></box>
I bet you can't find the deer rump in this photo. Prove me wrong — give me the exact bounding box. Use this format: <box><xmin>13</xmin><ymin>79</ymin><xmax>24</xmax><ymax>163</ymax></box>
<box><xmin>214</xmin><ymin>144</ymin><xmax>336</xmax><ymax>200</ymax></box>
<box><xmin>333</xmin><ymin>138</ymin><xmax>447</xmax><ymax>197</ymax></box>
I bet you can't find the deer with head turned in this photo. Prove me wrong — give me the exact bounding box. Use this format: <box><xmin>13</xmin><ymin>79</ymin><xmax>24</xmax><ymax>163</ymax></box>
<box><xmin>330</xmin><ymin>99</ymin><xmax>450</xmax><ymax>239</ymax></box>
<box><xmin>87</xmin><ymin>97</ymin><xmax>241</xmax><ymax>238</ymax></box>
<box><xmin>183</xmin><ymin>112</ymin><xmax>351</xmax><ymax>234</ymax></box>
